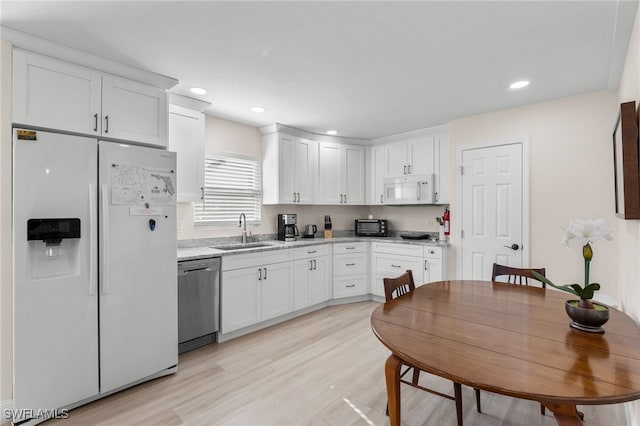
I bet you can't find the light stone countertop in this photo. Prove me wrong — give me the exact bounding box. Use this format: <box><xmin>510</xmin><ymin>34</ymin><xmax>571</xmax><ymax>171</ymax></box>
<box><xmin>177</xmin><ymin>236</ymin><xmax>448</xmax><ymax>262</ymax></box>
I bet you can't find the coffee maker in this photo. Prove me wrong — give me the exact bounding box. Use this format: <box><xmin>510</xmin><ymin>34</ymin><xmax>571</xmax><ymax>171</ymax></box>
<box><xmin>277</xmin><ymin>214</ymin><xmax>299</xmax><ymax>241</ymax></box>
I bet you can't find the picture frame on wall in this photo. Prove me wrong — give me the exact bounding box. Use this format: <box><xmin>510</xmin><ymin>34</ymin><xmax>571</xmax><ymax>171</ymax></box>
<box><xmin>613</xmin><ymin>101</ymin><xmax>640</xmax><ymax>219</ymax></box>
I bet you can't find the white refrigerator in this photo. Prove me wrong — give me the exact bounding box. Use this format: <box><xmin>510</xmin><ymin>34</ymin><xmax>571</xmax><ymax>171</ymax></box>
<box><xmin>13</xmin><ymin>128</ymin><xmax>178</xmax><ymax>422</ymax></box>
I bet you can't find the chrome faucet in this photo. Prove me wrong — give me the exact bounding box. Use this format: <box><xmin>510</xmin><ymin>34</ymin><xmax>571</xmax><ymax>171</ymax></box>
<box><xmin>239</xmin><ymin>213</ymin><xmax>247</xmax><ymax>244</ymax></box>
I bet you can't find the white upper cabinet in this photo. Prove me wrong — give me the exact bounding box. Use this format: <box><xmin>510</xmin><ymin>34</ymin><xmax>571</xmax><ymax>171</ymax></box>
<box><xmin>367</xmin><ymin>144</ymin><xmax>386</xmax><ymax>205</ymax></box>
<box><xmin>385</xmin><ymin>136</ymin><xmax>435</xmax><ymax>177</ymax></box>
<box><xmin>12</xmin><ymin>50</ymin><xmax>168</xmax><ymax>147</ymax></box>
<box><xmin>12</xmin><ymin>50</ymin><xmax>102</xmax><ymax>135</ymax></box>
<box><xmin>101</xmin><ymin>75</ymin><xmax>167</xmax><ymax>147</ymax></box>
<box><xmin>317</xmin><ymin>142</ymin><xmax>365</xmax><ymax>205</ymax></box>
<box><xmin>168</xmin><ymin>99</ymin><xmax>208</xmax><ymax>203</ymax></box>
<box><xmin>263</xmin><ymin>132</ymin><xmax>317</xmax><ymax>204</ymax></box>
<box><xmin>434</xmin><ymin>133</ymin><xmax>450</xmax><ymax>204</ymax></box>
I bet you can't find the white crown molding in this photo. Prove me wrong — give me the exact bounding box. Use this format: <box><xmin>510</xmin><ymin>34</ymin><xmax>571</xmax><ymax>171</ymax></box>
<box><xmin>1</xmin><ymin>26</ymin><xmax>178</xmax><ymax>90</ymax></box>
<box><xmin>168</xmin><ymin>93</ymin><xmax>210</xmax><ymax>112</ymax></box>
<box><xmin>259</xmin><ymin>123</ymin><xmax>371</xmax><ymax>146</ymax></box>
<box><xmin>371</xmin><ymin>123</ymin><xmax>449</xmax><ymax>145</ymax></box>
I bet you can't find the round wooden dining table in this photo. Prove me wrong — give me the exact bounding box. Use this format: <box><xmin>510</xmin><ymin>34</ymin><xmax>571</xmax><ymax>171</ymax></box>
<box><xmin>370</xmin><ymin>280</ymin><xmax>640</xmax><ymax>426</ymax></box>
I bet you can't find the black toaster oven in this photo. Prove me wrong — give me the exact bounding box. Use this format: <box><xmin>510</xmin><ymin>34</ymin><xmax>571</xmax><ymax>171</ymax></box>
<box><xmin>355</xmin><ymin>219</ymin><xmax>388</xmax><ymax>237</ymax></box>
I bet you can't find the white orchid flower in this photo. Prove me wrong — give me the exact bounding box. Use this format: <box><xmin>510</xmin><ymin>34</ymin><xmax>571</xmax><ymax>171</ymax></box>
<box><xmin>561</xmin><ymin>218</ymin><xmax>613</xmax><ymax>248</ymax></box>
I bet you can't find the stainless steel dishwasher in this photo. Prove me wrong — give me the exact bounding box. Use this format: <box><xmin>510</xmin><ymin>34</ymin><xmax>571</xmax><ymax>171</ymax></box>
<box><xmin>178</xmin><ymin>257</ymin><xmax>221</xmax><ymax>353</ymax></box>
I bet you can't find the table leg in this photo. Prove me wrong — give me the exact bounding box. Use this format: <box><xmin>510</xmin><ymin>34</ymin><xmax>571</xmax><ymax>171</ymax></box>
<box><xmin>544</xmin><ymin>403</ymin><xmax>583</xmax><ymax>426</ymax></box>
<box><xmin>385</xmin><ymin>354</ymin><xmax>403</xmax><ymax>426</ymax></box>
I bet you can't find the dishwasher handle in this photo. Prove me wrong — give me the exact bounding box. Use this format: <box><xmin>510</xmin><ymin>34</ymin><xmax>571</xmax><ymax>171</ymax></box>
<box><xmin>179</xmin><ymin>267</ymin><xmax>212</xmax><ymax>276</ymax></box>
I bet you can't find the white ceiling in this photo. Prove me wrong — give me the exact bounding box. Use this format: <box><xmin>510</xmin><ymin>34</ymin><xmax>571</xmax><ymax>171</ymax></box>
<box><xmin>1</xmin><ymin>1</ymin><xmax>637</xmax><ymax>140</ymax></box>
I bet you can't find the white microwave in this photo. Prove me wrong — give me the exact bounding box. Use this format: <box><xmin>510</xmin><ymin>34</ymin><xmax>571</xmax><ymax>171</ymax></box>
<box><xmin>383</xmin><ymin>174</ymin><xmax>435</xmax><ymax>204</ymax></box>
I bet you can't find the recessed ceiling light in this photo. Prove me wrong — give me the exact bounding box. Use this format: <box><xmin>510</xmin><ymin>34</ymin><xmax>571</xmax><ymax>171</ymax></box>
<box><xmin>251</xmin><ymin>106</ymin><xmax>265</xmax><ymax>113</ymax></box>
<box><xmin>509</xmin><ymin>80</ymin><xmax>530</xmax><ymax>89</ymax></box>
<box><xmin>190</xmin><ymin>87</ymin><xmax>207</xmax><ymax>95</ymax></box>
<box><xmin>326</xmin><ymin>130</ymin><xmax>337</xmax><ymax>135</ymax></box>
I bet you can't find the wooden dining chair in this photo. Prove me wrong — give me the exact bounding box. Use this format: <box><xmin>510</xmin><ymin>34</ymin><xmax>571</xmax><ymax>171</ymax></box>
<box><xmin>383</xmin><ymin>270</ymin><xmax>481</xmax><ymax>426</ymax></box>
<box><xmin>491</xmin><ymin>262</ymin><xmax>547</xmax><ymax>415</ymax></box>
<box><xmin>491</xmin><ymin>263</ymin><xmax>546</xmax><ymax>288</ymax></box>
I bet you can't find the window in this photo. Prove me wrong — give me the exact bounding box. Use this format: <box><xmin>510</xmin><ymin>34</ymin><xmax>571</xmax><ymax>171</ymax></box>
<box><xmin>194</xmin><ymin>153</ymin><xmax>261</xmax><ymax>226</ymax></box>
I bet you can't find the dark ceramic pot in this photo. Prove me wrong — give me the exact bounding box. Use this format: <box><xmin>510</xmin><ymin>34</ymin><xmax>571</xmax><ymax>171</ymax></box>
<box><xmin>565</xmin><ymin>300</ymin><xmax>610</xmax><ymax>333</ymax></box>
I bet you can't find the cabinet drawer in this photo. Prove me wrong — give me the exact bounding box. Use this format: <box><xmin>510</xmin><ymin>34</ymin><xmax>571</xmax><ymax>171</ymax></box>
<box><xmin>333</xmin><ymin>242</ymin><xmax>367</xmax><ymax>254</ymax></box>
<box><xmin>371</xmin><ymin>252</ymin><xmax>423</xmax><ymax>276</ymax></box>
<box><xmin>333</xmin><ymin>253</ymin><xmax>367</xmax><ymax>276</ymax></box>
<box><xmin>371</xmin><ymin>242</ymin><xmax>423</xmax><ymax>257</ymax></box>
<box><xmin>222</xmin><ymin>249</ymin><xmax>292</xmax><ymax>271</ymax></box>
<box><xmin>333</xmin><ymin>275</ymin><xmax>367</xmax><ymax>298</ymax></box>
<box><xmin>294</xmin><ymin>244</ymin><xmax>329</xmax><ymax>260</ymax></box>
<box><xmin>424</xmin><ymin>246</ymin><xmax>442</xmax><ymax>258</ymax></box>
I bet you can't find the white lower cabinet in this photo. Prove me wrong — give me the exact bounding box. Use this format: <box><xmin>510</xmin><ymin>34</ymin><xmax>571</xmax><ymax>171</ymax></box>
<box><xmin>221</xmin><ymin>250</ymin><xmax>293</xmax><ymax>334</ymax></box>
<box><xmin>423</xmin><ymin>246</ymin><xmax>446</xmax><ymax>283</ymax></box>
<box><xmin>293</xmin><ymin>245</ymin><xmax>330</xmax><ymax>310</ymax></box>
<box><xmin>333</xmin><ymin>242</ymin><xmax>368</xmax><ymax>298</ymax></box>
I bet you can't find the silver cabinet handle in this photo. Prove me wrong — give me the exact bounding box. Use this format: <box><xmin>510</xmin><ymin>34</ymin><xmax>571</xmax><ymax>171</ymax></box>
<box><xmin>403</xmin><ymin>165</ymin><xmax>407</xmax><ymax>175</ymax></box>
<box><xmin>201</xmin><ymin>187</ymin><xmax>205</xmax><ymax>200</ymax></box>
<box><xmin>264</xmin><ymin>267</ymin><xmax>267</xmax><ymax>280</ymax></box>
<box><xmin>391</xmin><ymin>264</ymin><xmax>401</xmax><ymax>268</ymax></box>
<box><xmin>309</xmin><ymin>260</ymin><xmax>313</xmax><ymax>271</ymax></box>
<box><xmin>93</xmin><ymin>113</ymin><xmax>98</xmax><ymax>132</ymax></box>
<box><xmin>308</xmin><ymin>250</ymin><xmax>317</xmax><ymax>254</ymax></box>
<box><xmin>313</xmin><ymin>259</ymin><xmax>317</xmax><ymax>270</ymax></box>
<box><xmin>346</xmin><ymin>246</ymin><xmax>355</xmax><ymax>250</ymax></box>
<box><xmin>380</xmin><ymin>194</ymin><xmax>383</xmax><ymax>204</ymax></box>
<box><xmin>434</xmin><ymin>192</ymin><xmax>439</xmax><ymax>202</ymax></box>
<box><xmin>408</xmin><ymin>164</ymin><xmax>412</xmax><ymax>174</ymax></box>
<box><xmin>424</xmin><ymin>260</ymin><xmax>428</xmax><ymax>270</ymax></box>
<box><xmin>258</xmin><ymin>268</ymin><xmax>262</xmax><ymax>281</ymax></box>
<box><xmin>344</xmin><ymin>194</ymin><xmax>347</xmax><ymax>203</ymax></box>
<box><xmin>346</xmin><ymin>284</ymin><xmax>356</xmax><ymax>288</ymax></box>
<box><xmin>104</xmin><ymin>115</ymin><xmax>109</xmax><ymax>133</ymax></box>
<box><xmin>346</xmin><ymin>263</ymin><xmax>356</xmax><ymax>266</ymax></box>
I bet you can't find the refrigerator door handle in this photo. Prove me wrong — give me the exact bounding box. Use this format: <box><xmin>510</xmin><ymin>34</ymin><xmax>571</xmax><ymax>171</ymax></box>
<box><xmin>101</xmin><ymin>185</ymin><xmax>110</xmax><ymax>294</ymax></box>
<box><xmin>88</xmin><ymin>184</ymin><xmax>97</xmax><ymax>296</ymax></box>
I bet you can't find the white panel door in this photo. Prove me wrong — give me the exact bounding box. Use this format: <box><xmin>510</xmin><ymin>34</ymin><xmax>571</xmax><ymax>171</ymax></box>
<box><xmin>12</xmin><ymin>50</ymin><xmax>102</xmax><ymax>135</ymax></box>
<box><xmin>260</xmin><ymin>262</ymin><xmax>293</xmax><ymax>321</ymax></box>
<box><xmin>370</xmin><ymin>144</ymin><xmax>386</xmax><ymax>204</ymax></box>
<box><xmin>460</xmin><ymin>143</ymin><xmax>524</xmax><ymax>279</ymax></box>
<box><xmin>13</xmin><ymin>130</ymin><xmax>99</xmax><ymax>415</ymax></box>
<box><xmin>344</xmin><ymin>145</ymin><xmax>365</xmax><ymax>204</ymax></box>
<box><xmin>221</xmin><ymin>268</ymin><xmax>260</xmax><ymax>333</ymax></box>
<box><xmin>168</xmin><ymin>104</ymin><xmax>205</xmax><ymax>202</ymax></box>
<box><xmin>294</xmin><ymin>138</ymin><xmax>316</xmax><ymax>203</ymax></box>
<box><xmin>317</xmin><ymin>142</ymin><xmax>342</xmax><ymax>204</ymax></box>
<box><xmin>102</xmin><ymin>75</ymin><xmax>168</xmax><ymax>147</ymax></box>
<box><xmin>277</xmin><ymin>134</ymin><xmax>296</xmax><ymax>204</ymax></box>
<box><xmin>98</xmin><ymin>142</ymin><xmax>177</xmax><ymax>393</ymax></box>
<box><xmin>408</xmin><ymin>136</ymin><xmax>435</xmax><ymax>175</ymax></box>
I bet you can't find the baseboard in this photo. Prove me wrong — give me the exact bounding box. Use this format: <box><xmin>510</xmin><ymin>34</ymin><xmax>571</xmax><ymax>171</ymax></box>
<box><xmin>1</xmin><ymin>399</ymin><xmax>13</xmax><ymax>424</ymax></box>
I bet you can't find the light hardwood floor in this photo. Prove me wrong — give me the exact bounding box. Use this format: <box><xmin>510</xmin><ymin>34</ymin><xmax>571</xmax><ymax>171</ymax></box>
<box><xmin>49</xmin><ymin>301</ymin><xmax>628</xmax><ymax>425</ymax></box>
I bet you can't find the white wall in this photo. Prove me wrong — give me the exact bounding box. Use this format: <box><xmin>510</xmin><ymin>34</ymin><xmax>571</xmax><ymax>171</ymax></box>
<box><xmin>616</xmin><ymin>6</ymin><xmax>640</xmax><ymax>423</ymax></box>
<box><xmin>448</xmin><ymin>90</ymin><xmax>619</xmax><ymax>292</ymax></box>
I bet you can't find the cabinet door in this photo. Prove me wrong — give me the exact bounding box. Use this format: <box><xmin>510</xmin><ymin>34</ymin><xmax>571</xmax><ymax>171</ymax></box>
<box><xmin>12</xmin><ymin>50</ymin><xmax>102</xmax><ymax>135</ymax></box>
<box><xmin>277</xmin><ymin>134</ymin><xmax>296</xmax><ymax>204</ymax></box>
<box><xmin>260</xmin><ymin>262</ymin><xmax>293</xmax><ymax>321</ymax></box>
<box><xmin>293</xmin><ymin>258</ymin><xmax>312</xmax><ymax>310</ymax></box>
<box><xmin>310</xmin><ymin>256</ymin><xmax>329</xmax><ymax>304</ymax></box>
<box><xmin>294</xmin><ymin>138</ymin><xmax>316</xmax><ymax>203</ymax></box>
<box><xmin>102</xmin><ymin>75</ymin><xmax>168</xmax><ymax>147</ymax></box>
<box><xmin>371</xmin><ymin>274</ymin><xmax>385</xmax><ymax>297</ymax></box>
<box><xmin>221</xmin><ymin>268</ymin><xmax>260</xmax><ymax>333</ymax></box>
<box><xmin>370</xmin><ymin>144</ymin><xmax>386</xmax><ymax>205</ymax></box>
<box><xmin>317</xmin><ymin>143</ymin><xmax>342</xmax><ymax>204</ymax></box>
<box><xmin>386</xmin><ymin>141</ymin><xmax>408</xmax><ymax>177</ymax></box>
<box><xmin>343</xmin><ymin>145</ymin><xmax>365</xmax><ymax>204</ymax></box>
<box><xmin>424</xmin><ymin>258</ymin><xmax>443</xmax><ymax>283</ymax></box>
<box><xmin>169</xmin><ymin>105</ymin><xmax>205</xmax><ymax>202</ymax></box>
<box><xmin>408</xmin><ymin>136</ymin><xmax>435</xmax><ymax>175</ymax></box>
<box><xmin>434</xmin><ymin>133</ymin><xmax>449</xmax><ymax>204</ymax></box>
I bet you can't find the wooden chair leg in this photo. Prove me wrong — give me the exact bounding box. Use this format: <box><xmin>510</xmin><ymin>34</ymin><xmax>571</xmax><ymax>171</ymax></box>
<box><xmin>475</xmin><ymin>388</ymin><xmax>481</xmax><ymax>413</ymax></box>
<box><xmin>412</xmin><ymin>367</ymin><xmax>420</xmax><ymax>385</ymax></box>
<box><xmin>454</xmin><ymin>382</ymin><xmax>463</xmax><ymax>426</ymax></box>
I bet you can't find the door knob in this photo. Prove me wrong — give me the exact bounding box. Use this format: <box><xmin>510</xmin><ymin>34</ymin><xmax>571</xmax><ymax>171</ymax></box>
<box><xmin>504</xmin><ymin>244</ymin><xmax>520</xmax><ymax>251</ymax></box>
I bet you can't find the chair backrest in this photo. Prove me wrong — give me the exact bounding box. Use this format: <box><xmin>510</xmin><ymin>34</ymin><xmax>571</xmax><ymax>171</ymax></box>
<box><xmin>383</xmin><ymin>270</ymin><xmax>416</xmax><ymax>302</ymax></box>
<box><xmin>491</xmin><ymin>263</ymin><xmax>546</xmax><ymax>287</ymax></box>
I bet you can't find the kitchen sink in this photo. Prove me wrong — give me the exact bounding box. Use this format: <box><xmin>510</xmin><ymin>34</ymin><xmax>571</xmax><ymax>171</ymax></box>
<box><xmin>211</xmin><ymin>242</ymin><xmax>275</xmax><ymax>251</ymax></box>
